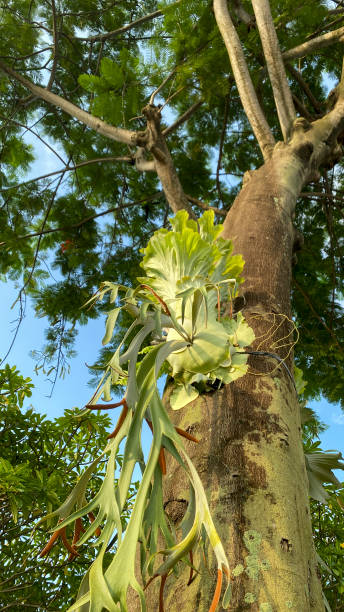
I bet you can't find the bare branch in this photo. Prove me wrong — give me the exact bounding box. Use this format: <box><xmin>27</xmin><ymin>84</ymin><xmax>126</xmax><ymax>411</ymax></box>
<box><xmin>282</xmin><ymin>26</ymin><xmax>344</xmax><ymax>61</ymax></box>
<box><xmin>185</xmin><ymin>194</ymin><xmax>226</xmax><ymax>217</ymax></box>
<box><xmin>216</xmin><ymin>93</ymin><xmax>230</xmax><ymax>204</ymax></box>
<box><xmin>286</xmin><ymin>63</ymin><xmax>324</xmax><ymax>114</ymax></box>
<box><xmin>11</xmin><ymin>171</ymin><xmax>65</xmax><ymax>310</ymax></box>
<box><xmin>300</xmin><ymin>191</ymin><xmax>344</xmax><ymax>203</ymax></box>
<box><xmin>305</xmin><ymin>13</ymin><xmax>344</xmax><ymax>39</ymax></box>
<box><xmin>163</xmin><ymin>99</ymin><xmax>204</xmax><ymax>136</ymax></box>
<box><xmin>213</xmin><ymin>0</ymin><xmax>275</xmax><ymax>161</ymax></box>
<box><xmin>232</xmin><ymin>0</ymin><xmax>255</xmax><ymax>28</ymax></box>
<box><xmin>0</xmin><ymin>60</ymin><xmax>138</xmax><ymax>146</ymax></box>
<box><xmin>149</xmin><ymin>67</ymin><xmax>177</xmax><ymax>105</ymax></box>
<box><xmin>291</xmin><ymin>93</ymin><xmax>313</xmax><ymax>122</ymax></box>
<box><xmin>76</xmin><ymin>6</ymin><xmax>178</xmax><ymax>43</ymax></box>
<box><xmin>293</xmin><ymin>279</ymin><xmax>343</xmax><ymax>354</ymax></box>
<box><xmin>134</xmin><ymin>147</ymin><xmax>156</xmax><ymax>172</ymax></box>
<box><xmin>251</xmin><ymin>0</ymin><xmax>295</xmax><ymax>141</ymax></box>
<box><xmin>0</xmin><ymin>113</ymin><xmax>67</xmax><ymax>166</ymax></box>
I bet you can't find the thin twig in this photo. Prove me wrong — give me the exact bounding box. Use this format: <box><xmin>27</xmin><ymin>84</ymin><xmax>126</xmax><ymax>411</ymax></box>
<box><xmin>293</xmin><ymin>279</ymin><xmax>343</xmax><ymax>354</ymax></box>
<box><xmin>216</xmin><ymin>92</ymin><xmax>230</xmax><ymax>204</ymax></box>
<box><xmin>0</xmin><ymin>156</ymin><xmax>133</xmax><ymax>193</ymax></box>
<box><xmin>12</xmin><ymin>171</ymin><xmax>65</xmax><ymax>308</ymax></box>
<box><xmin>3</xmin><ymin>192</ymin><xmax>164</xmax><ymax>244</ymax></box>
<box><xmin>286</xmin><ymin>62</ymin><xmax>324</xmax><ymax>114</ymax></box>
<box><xmin>46</xmin><ymin>0</ymin><xmax>59</xmax><ymax>91</ymax></box>
<box><xmin>150</xmin><ymin>67</ymin><xmax>178</xmax><ymax>105</ymax></box>
<box><xmin>186</xmin><ymin>194</ymin><xmax>227</xmax><ymax>217</ymax></box>
<box><xmin>163</xmin><ymin>99</ymin><xmax>204</xmax><ymax>137</ymax></box>
<box><xmin>0</xmin><ymin>113</ymin><xmax>67</xmax><ymax>166</ymax></box>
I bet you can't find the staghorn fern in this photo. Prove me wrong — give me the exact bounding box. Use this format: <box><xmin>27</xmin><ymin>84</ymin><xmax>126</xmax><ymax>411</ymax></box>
<box><xmin>37</xmin><ymin>210</ymin><xmax>256</xmax><ymax>612</ymax></box>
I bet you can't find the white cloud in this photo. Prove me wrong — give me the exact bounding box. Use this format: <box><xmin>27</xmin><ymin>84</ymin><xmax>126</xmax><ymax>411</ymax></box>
<box><xmin>332</xmin><ymin>411</ymin><xmax>344</xmax><ymax>425</ymax></box>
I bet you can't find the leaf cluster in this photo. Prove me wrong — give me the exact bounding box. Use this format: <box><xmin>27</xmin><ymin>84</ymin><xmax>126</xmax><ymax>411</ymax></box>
<box><xmin>0</xmin><ymin>363</ymin><xmax>132</xmax><ymax>611</ymax></box>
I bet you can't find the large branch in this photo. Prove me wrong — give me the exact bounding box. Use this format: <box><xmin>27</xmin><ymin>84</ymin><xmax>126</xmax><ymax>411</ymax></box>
<box><xmin>0</xmin><ymin>61</ymin><xmax>197</xmax><ymax>218</ymax></box>
<box><xmin>213</xmin><ymin>0</ymin><xmax>275</xmax><ymax>161</ymax></box>
<box><xmin>142</xmin><ymin>104</ymin><xmax>195</xmax><ymax>217</ymax></box>
<box><xmin>251</xmin><ymin>0</ymin><xmax>295</xmax><ymax>141</ymax></box>
<box><xmin>283</xmin><ymin>26</ymin><xmax>344</xmax><ymax>61</ymax></box>
<box><xmin>0</xmin><ymin>60</ymin><xmax>138</xmax><ymax>146</ymax></box>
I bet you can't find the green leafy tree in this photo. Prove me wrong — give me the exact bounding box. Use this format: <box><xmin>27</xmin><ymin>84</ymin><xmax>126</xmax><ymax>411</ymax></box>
<box><xmin>0</xmin><ymin>364</ymin><xmax>136</xmax><ymax>611</ymax></box>
<box><xmin>1</xmin><ymin>0</ymin><xmax>344</xmax><ymax>609</ymax></box>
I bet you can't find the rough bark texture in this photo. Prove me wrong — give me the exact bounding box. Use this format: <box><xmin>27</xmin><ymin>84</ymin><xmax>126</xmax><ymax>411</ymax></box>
<box><xmin>141</xmin><ymin>104</ymin><xmax>196</xmax><ymax>217</ymax></box>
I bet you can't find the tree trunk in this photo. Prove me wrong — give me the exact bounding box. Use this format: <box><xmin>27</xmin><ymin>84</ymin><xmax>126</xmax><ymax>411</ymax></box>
<box><xmin>139</xmin><ymin>145</ymin><xmax>324</xmax><ymax>611</ymax></box>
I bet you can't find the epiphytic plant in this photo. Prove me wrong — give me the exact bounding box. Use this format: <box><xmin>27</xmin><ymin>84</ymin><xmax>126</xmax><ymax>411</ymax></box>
<box><xmin>37</xmin><ymin>210</ymin><xmax>256</xmax><ymax>611</ymax></box>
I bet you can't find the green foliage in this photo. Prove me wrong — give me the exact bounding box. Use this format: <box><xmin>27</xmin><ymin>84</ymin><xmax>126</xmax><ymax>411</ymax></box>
<box><xmin>0</xmin><ymin>364</ymin><xmax>137</xmax><ymax>611</ymax></box>
<box><xmin>0</xmin><ymin>0</ymin><xmax>342</xmax><ymax>413</ymax></box>
<box><xmin>78</xmin><ymin>50</ymin><xmax>141</xmax><ymax>125</ymax></box>
<box><xmin>312</xmin><ymin>487</ymin><xmax>344</xmax><ymax>610</ymax></box>
<box><xmin>298</xmin><ymin>376</ymin><xmax>344</xmax><ymax>608</ymax></box>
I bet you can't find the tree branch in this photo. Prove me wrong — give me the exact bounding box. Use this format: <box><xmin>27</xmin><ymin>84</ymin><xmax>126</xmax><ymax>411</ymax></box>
<box><xmin>162</xmin><ymin>99</ymin><xmax>204</xmax><ymax>136</ymax></box>
<box><xmin>76</xmin><ymin>6</ymin><xmax>177</xmax><ymax>43</ymax></box>
<box><xmin>293</xmin><ymin>279</ymin><xmax>343</xmax><ymax>354</ymax></box>
<box><xmin>0</xmin><ymin>60</ymin><xmax>138</xmax><ymax>146</ymax></box>
<box><xmin>251</xmin><ymin>0</ymin><xmax>295</xmax><ymax>141</ymax></box>
<box><xmin>232</xmin><ymin>0</ymin><xmax>255</xmax><ymax>28</ymax></box>
<box><xmin>291</xmin><ymin>93</ymin><xmax>314</xmax><ymax>122</ymax></box>
<box><xmin>0</xmin><ymin>156</ymin><xmax>134</xmax><ymax>193</ymax></box>
<box><xmin>3</xmin><ymin>193</ymin><xmax>165</xmax><ymax>244</ymax></box>
<box><xmin>300</xmin><ymin>191</ymin><xmax>344</xmax><ymax>203</ymax></box>
<box><xmin>149</xmin><ymin>67</ymin><xmax>177</xmax><ymax>106</ymax></box>
<box><xmin>0</xmin><ymin>113</ymin><xmax>67</xmax><ymax>166</ymax></box>
<box><xmin>3</xmin><ymin>191</ymin><xmax>226</xmax><ymax>245</ymax></box>
<box><xmin>185</xmin><ymin>194</ymin><xmax>226</xmax><ymax>217</ymax></box>
<box><xmin>216</xmin><ymin>92</ymin><xmax>230</xmax><ymax>204</ymax></box>
<box><xmin>142</xmin><ymin>104</ymin><xmax>195</xmax><ymax>216</ymax></box>
<box><xmin>12</xmin><ymin>171</ymin><xmax>65</xmax><ymax>308</ymax></box>
<box><xmin>213</xmin><ymin>0</ymin><xmax>275</xmax><ymax>161</ymax></box>
<box><xmin>282</xmin><ymin>26</ymin><xmax>344</xmax><ymax>61</ymax></box>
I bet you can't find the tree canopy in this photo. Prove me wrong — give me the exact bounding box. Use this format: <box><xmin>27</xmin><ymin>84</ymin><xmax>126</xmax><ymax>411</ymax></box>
<box><xmin>0</xmin><ymin>0</ymin><xmax>343</xmax><ymax>405</ymax></box>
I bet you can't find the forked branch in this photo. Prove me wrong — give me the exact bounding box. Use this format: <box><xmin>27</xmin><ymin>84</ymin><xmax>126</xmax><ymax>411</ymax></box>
<box><xmin>0</xmin><ymin>61</ymin><xmax>194</xmax><ymax>217</ymax></box>
<box><xmin>251</xmin><ymin>0</ymin><xmax>295</xmax><ymax>141</ymax></box>
<box><xmin>213</xmin><ymin>0</ymin><xmax>275</xmax><ymax>161</ymax></box>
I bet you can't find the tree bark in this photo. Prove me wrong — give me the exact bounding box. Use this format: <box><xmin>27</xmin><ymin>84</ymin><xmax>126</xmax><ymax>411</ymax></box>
<box><xmin>137</xmin><ymin>131</ymin><xmax>337</xmax><ymax>610</ymax></box>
